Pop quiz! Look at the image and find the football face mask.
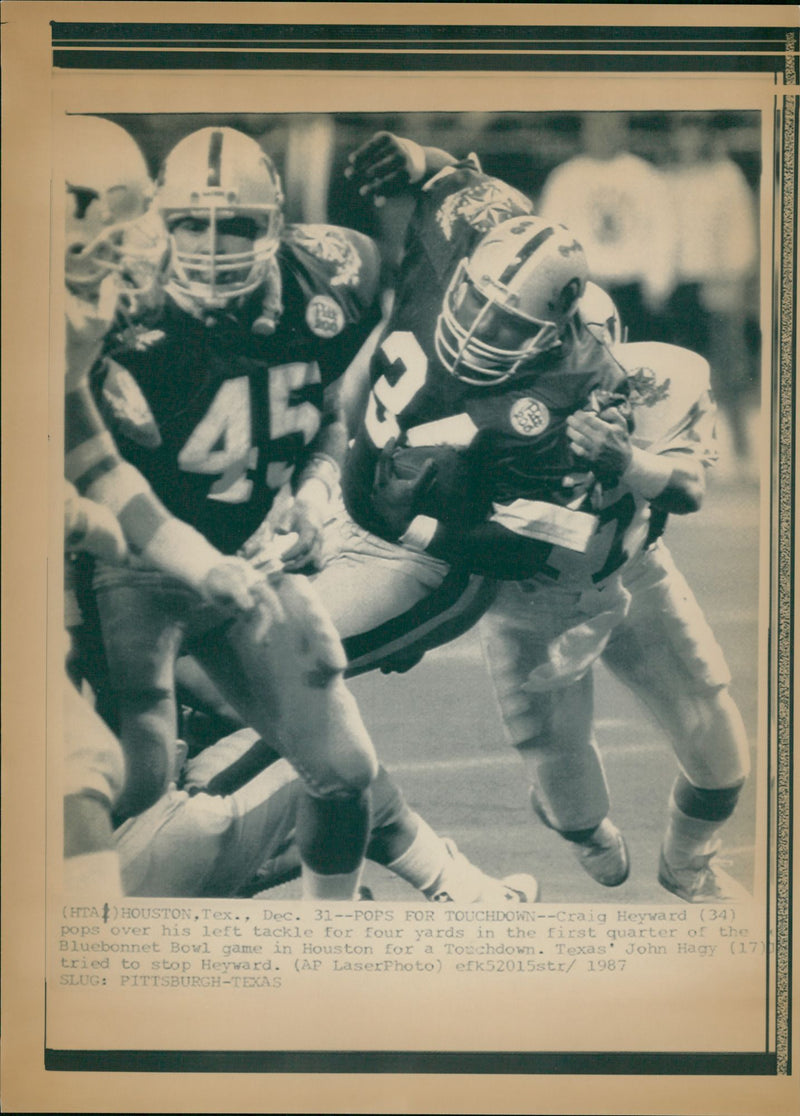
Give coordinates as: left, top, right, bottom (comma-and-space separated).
156, 127, 284, 311
64, 116, 165, 307
435, 217, 588, 386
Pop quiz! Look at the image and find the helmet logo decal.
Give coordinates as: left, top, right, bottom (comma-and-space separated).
509, 397, 550, 437
628, 367, 671, 408
207, 130, 224, 187
558, 238, 583, 258
306, 294, 345, 338
499, 226, 555, 283
436, 179, 533, 240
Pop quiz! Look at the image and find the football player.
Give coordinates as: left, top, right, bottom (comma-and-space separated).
62, 117, 279, 894
326, 134, 750, 902
476, 285, 751, 901
84, 125, 386, 899
276, 133, 632, 900
115, 727, 538, 903
307, 131, 629, 667
160, 130, 624, 905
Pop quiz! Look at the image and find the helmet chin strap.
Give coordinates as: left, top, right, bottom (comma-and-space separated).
251, 256, 283, 336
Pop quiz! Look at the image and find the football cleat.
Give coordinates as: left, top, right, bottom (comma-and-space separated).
424, 838, 539, 903
571, 818, 630, 887
657, 847, 750, 904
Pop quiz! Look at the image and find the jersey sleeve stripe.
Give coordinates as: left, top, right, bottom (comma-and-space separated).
65, 431, 118, 485
116, 492, 171, 555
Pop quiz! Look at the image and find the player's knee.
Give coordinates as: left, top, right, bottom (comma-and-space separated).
677, 687, 750, 787
328, 746, 379, 797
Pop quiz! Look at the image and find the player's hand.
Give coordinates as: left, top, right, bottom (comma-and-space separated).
65, 494, 129, 564
271, 496, 326, 572
345, 131, 427, 203
370, 438, 439, 539
65, 276, 120, 388
566, 411, 633, 484
200, 557, 287, 636
240, 498, 322, 573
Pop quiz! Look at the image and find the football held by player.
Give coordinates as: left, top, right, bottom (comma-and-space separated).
84, 125, 390, 900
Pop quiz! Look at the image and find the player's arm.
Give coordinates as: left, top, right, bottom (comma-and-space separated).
66, 378, 275, 615
566, 409, 706, 515
426, 518, 554, 580
367, 441, 556, 580
345, 131, 462, 200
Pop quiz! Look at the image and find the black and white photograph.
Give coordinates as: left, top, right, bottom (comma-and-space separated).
2, 6, 797, 1115
60, 107, 763, 907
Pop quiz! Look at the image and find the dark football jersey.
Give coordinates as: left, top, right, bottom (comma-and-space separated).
342, 162, 627, 541
94, 225, 380, 554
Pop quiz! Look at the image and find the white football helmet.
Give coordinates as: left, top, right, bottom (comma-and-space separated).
435, 216, 589, 385
156, 127, 284, 310
64, 115, 159, 297
578, 281, 624, 349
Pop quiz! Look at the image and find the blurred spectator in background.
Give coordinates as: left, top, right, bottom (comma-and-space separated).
662, 113, 759, 469
538, 112, 677, 342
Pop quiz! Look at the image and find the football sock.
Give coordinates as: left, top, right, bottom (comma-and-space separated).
382, 813, 493, 901
301, 865, 362, 900
64, 850, 123, 896
383, 813, 441, 892
663, 776, 745, 866
672, 773, 744, 821
365, 765, 419, 865
296, 789, 370, 876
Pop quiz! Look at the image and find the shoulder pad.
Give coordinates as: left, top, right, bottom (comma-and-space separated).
619, 342, 711, 402
617, 342, 713, 452
282, 224, 378, 290
100, 359, 162, 448
431, 172, 533, 241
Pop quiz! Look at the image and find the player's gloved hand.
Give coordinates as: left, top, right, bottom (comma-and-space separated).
65, 276, 120, 388
566, 410, 633, 485
345, 131, 428, 202
64, 489, 129, 564
370, 437, 439, 540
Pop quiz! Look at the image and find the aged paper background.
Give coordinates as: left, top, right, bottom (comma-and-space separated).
2, 3, 798, 1113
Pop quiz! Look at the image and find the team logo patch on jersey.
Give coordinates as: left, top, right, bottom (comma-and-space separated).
436, 179, 533, 240
101, 359, 162, 448
628, 366, 672, 408
509, 397, 550, 437
306, 294, 346, 338
285, 225, 362, 288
